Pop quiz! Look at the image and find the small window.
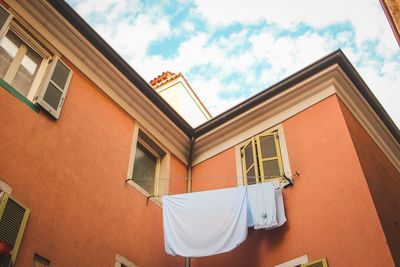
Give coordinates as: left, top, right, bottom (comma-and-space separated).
274, 255, 308, 267
0, 26, 49, 100
132, 141, 160, 195
115, 254, 137, 267
32, 254, 50, 267
0, 5, 72, 119
238, 126, 291, 186
128, 128, 168, 198
300, 258, 328, 267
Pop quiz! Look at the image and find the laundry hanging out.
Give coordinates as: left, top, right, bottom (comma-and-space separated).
162, 182, 286, 257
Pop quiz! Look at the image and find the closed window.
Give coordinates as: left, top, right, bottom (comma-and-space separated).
132, 141, 160, 195
128, 128, 168, 198
0, 5, 72, 119
32, 254, 50, 267
239, 126, 291, 186
115, 254, 137, 267
300, 258, 328, 267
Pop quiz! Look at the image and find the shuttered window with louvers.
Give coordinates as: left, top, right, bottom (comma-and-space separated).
36, 58, 72, 119
0, 193, 30, 266
0, 198, 25, 246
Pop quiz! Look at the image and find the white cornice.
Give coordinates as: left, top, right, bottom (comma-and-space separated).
192, 66, 400, 174
334, 68, 400, 173
9, 0, 190, 163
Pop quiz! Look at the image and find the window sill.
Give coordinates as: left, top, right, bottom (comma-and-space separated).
126, 180, 162, 208
0, 79, 40, 113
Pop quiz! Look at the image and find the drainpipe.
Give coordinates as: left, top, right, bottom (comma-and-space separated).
187, 137, 195, 193
185, 136, 195, 267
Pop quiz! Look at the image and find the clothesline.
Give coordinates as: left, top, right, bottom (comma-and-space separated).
127, 175, 292, 180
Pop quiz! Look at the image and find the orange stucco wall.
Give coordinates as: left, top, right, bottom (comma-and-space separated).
0, 63, 183, 266
192, 148, 238, 192
339, 100, 400, 266
169, 155, 188, 195
190, 96, 395, 267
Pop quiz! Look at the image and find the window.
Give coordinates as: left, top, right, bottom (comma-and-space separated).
274, 255, 308, 267
0, 28, 49, 99
127, 127, 169, 198
132, 141, 160, 195
32, 254, 50, 267
238, 125, 291, 186
0, 192, 30, 267
115, 254, 137, 267
0, 5, 72, 119
275, 256, 328, 267
300, 258, 328, 267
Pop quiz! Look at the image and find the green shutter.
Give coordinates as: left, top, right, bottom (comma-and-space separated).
255, 132, 284, 182
0, 193, 30, 266
37, 57, 72, 119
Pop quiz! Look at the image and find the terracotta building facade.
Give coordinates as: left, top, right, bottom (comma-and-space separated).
0, 1, 399, 267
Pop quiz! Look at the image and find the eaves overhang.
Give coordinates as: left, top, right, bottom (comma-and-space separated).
194, 50, 400, 144
47, 0, 193, 138
46, 1, 399, 145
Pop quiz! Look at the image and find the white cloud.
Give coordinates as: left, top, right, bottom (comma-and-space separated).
191, 77, 246, 115
67, 0, 400, 126
358, 62, 400, 125
193, 0, 393, 46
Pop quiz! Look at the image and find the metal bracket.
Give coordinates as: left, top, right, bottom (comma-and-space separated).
282, 171, 299, 188
146, 195, 155, 206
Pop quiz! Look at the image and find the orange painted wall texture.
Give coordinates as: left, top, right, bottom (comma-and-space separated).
339, 100, 400, 266
192, 148, 238, 192
0, 64, 183, 267
0, 53, 397, 267
169, 155, 188, 195
190, 96, 395, 267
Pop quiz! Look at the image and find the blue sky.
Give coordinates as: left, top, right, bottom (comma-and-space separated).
67, 0, 400, 126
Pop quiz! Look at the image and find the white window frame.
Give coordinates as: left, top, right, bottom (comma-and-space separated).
126, 124, 170, 203
235, 124, 292, 186
115, 254, 137, 267
0, 19, 51, 101
274, 255, 309, 267
0, 179, 11, 194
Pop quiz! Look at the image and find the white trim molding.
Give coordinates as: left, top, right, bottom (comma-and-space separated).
0, 180, 12, 194
115, 254, 138, 267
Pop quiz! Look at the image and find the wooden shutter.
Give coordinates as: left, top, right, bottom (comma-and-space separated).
37, 57, 72, 119
0, 193, 30, 266
300, 258, 328, 267
255, 132, 283, 182
0, 5, 12, 38
240, 137, 259, 185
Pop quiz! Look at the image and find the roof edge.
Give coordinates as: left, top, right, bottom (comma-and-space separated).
47, 0, 194, 137
194, 49, 400, 144
44, 1, 399, 144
